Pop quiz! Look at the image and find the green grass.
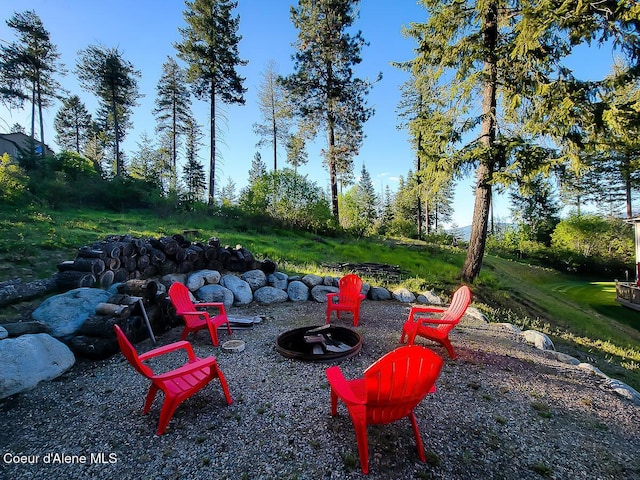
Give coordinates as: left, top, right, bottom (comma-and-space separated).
1, 204, 640, 391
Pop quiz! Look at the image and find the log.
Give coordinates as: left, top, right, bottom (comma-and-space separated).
95, 302, 130, 316
56, 260, 77, 272
117, 279, 158, 299
76, 247, 106, 259
64, 335, 119, 360
73, 257, 106, 276
77, 314, 123, 338
53, 271, 96, 289
136, 254, 150, 271
92, 241, 121, 258
98, 270, 115, 289
113, 269, 129, 283
1, 321, 51, 336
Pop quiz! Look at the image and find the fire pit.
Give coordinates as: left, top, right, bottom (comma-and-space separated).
276, 324, 362, 362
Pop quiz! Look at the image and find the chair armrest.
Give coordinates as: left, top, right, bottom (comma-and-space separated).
418, 317, 459, 325
326, 366, 365, 406
408, 306, 445, 322
139, 340, 196, 362
177, 309, 210, 318
195, 302, 226, 312
153, 356, 218, 380
358, 294, 366, 300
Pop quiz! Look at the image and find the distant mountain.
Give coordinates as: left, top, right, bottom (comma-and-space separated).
449, 223, 515, 242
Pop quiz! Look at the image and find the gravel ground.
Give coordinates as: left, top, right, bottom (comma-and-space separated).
1, 299, 639, 479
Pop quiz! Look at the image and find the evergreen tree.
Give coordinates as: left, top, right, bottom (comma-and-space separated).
281, 0, 378, 220
175, 0, 247, 204
220, 177, 237, 206
253, 60, 292, 171
54, 95, 92, 153
509, 174, 561, 246
76, 44, 141, 176
0, 10, 65, 156
248, 151, 267, 184
129, 132, 170, 192
153, 56, 192, 177
182, 117, 206, 206
401, 0, 639, 282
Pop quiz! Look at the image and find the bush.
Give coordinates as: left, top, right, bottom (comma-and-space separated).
0, 153, 29, 204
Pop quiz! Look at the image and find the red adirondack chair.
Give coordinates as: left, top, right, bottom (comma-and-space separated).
168, 281, 232, 347
399, 285, 472, 358
326, 345, 444, 474
113, 325, 232, 435
326, 273, 366, 326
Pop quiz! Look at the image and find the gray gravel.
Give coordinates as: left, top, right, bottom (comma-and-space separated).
1, 300, 639, 479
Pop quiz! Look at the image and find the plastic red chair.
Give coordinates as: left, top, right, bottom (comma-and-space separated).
326, 345, 444, 474
168, 281, 232, 347
326, 273, 366, 326
113, 325, 232, 435
400, 285, 471, 358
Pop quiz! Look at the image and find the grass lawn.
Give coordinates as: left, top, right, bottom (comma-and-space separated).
1, 205, 639, 390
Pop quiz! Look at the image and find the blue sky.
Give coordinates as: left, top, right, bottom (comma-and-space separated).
0, 1, 616, 227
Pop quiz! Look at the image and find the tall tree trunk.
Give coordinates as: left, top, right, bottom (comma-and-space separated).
626, 177, 633, 218
271, 87, 277, 171
209, 81, 216, 205
461, 3, 498, 283
36, 77, 45, 158
417, 130, 423, 240
328, 117, 339, 219
111, 83, 121, 176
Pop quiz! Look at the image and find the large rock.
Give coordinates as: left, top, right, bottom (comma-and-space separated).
522, 330, 555, 351
392, 287, 416, 303
301, 274, 323, 288
0, 333, 75, 399
241, 269, 267, 291
369, 286, 392, 301
287, 281, 310, 302
195, 284, 234, 309
31, 288, 111, 337
221, 274, 253, 306
253, 286, 289, 305
268, 272, 289, 290
416, 290, 442, 304
310, 285, 339, 302
186, 270, 221, 291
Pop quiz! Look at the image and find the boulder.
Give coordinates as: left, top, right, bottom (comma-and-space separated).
253, 286, 289, 305
31, 288, 111, 337
310, 285, 339, 302
392, 287, 416, 303
268, 272, 289, 290
195, 284, 234, 309
186, 270, 221, 291
0, 325, 7, 340
301, 274, 323, 288
241, 269, 267, 291
521, 330, 555, 351
221, 274, 253, 306
287, 280, 309, 302
0, 333, 75, 399
416, 290, 442, 304
369, 286, 392, 301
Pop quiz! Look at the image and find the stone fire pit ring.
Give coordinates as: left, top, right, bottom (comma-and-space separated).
275, 324, 362, 362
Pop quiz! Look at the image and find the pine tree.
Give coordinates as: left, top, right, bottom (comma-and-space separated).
253, 60, 292, 171
54, 95, 92, 153
282, 0, 378, 220
175, 0, 247, 204
401, 1, 639, 282
0, 10, 65, 156
154, 56, 193, 178
182, 117, 206, 206
248, 152, 267, 184
76, 44, 141, 176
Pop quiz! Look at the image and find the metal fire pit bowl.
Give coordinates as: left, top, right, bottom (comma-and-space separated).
275, 324, 362, 362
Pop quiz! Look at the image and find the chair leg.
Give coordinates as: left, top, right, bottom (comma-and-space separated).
408, 412, 426, 462
330, 388, 338, 416
143, 384, 160, 414
442, 338, 456, 359
349, 408, 369, 474
157, 396, 181, 435
214, 364, 233, 405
